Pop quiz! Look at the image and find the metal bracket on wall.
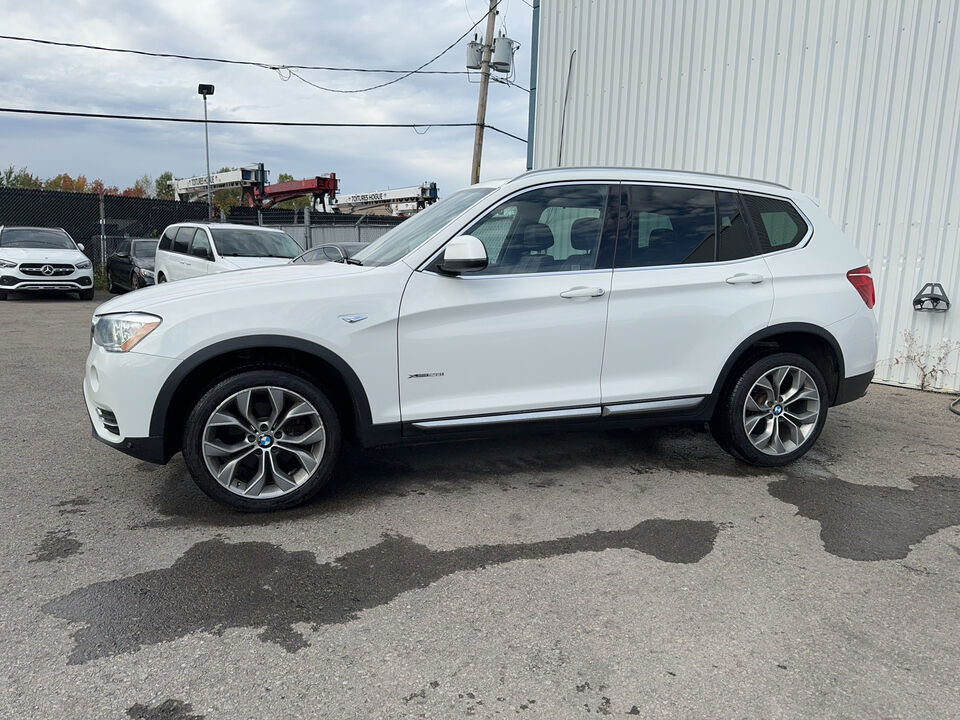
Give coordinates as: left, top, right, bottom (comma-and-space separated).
913, 283, 950, 312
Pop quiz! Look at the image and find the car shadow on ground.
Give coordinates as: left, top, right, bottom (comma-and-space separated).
139, 424, 778, 529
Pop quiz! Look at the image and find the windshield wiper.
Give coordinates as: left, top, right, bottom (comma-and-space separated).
344, 257, 363, 265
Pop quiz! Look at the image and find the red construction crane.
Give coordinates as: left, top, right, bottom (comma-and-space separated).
242, 172, 338, 210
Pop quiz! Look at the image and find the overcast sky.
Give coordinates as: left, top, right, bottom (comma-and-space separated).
0, 0, 532, 196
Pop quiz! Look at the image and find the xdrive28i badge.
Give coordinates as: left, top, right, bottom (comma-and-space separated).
408, 372, 445, 379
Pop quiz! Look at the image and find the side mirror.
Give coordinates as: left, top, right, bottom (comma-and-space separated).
438, 235, 487, 274
193, 246, 212, 260
77, 243, 85, 251
322, 246, 346, 263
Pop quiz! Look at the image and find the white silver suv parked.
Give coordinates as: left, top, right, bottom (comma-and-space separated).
0, 226, 95, 300
84, 168, 878, 511
154, 223, 303, 283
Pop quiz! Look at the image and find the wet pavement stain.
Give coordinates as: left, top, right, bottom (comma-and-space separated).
29, 529, 81, 563
44, 518, 718, 664
768, 475, 960, 560
54, 495, 93, 516
126, 699, 203, 720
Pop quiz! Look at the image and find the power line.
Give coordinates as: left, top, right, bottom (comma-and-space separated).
0, 106, 528, 143
277, 0, 503, 93
0, 34, 468, 75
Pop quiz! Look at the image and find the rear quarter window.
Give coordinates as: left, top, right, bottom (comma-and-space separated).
743, 195, 809, 253
158, 227, 177, 252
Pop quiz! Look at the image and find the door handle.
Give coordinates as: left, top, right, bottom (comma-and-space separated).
725, 273, 764, 285
560, 286, 606, 298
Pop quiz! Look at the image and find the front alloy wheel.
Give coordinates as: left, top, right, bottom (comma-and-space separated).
183, 370, 341, 511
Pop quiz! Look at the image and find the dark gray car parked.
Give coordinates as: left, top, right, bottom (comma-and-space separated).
106, 238, 158, 292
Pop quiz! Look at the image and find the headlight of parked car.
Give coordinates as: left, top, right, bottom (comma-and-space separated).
0, 257, 16, 268
138, 267, 155, 279
92, 313, 162, 352
75, 260, 92, 270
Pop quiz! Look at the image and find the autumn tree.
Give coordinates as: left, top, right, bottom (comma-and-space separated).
155, 171, 175, 200
121, 174, 152, 198
0, 165, 42, 189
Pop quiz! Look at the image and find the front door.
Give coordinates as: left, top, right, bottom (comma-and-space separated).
398, 183, 619, 424
601, 185, 775, 405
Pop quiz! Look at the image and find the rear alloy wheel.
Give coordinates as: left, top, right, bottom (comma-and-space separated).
157, 273, 166, 283
713, 352, 828, 466
131, 271, 142, 290
182, 369, 341, 511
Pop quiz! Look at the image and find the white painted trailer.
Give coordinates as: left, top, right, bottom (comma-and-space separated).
527, 0, 960, 391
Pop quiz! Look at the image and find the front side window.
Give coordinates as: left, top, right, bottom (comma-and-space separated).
463, 184, 611, 275
743, 195, 808, 253
190, 229, 212, 258
0, 228, 75, 249
209, 228, 302, 258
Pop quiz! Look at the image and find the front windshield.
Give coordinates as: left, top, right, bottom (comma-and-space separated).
132, 240, 158, 258
0, 228, 75, 250
352, 187, 495, 266
210, 228, 302, 258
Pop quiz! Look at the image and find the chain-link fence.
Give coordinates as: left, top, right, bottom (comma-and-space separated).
0, 187, 407, 267
0, 186, 208, 268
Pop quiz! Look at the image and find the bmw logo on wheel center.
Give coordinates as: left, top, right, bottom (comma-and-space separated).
258, 435, 273, 448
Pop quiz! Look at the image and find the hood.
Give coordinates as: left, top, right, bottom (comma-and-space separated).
94, 260, 367, 315
134, 256, 156, 270
216, 256, 293, 270
0, 247, 86, 264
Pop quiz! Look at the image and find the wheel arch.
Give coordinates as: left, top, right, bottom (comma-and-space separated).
711, 323, 845, 406
149, 335, 378, 461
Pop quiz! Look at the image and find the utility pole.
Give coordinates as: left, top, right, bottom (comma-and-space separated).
470, 0, 498, 185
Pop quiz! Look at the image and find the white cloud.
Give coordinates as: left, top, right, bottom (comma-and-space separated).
0, 0, 532, 195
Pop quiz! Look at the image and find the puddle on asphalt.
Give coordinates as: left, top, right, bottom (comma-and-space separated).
29, 529, 82, 563
44, 518, 719, 664
126, 699, 203, 720
768, 474, 960, 560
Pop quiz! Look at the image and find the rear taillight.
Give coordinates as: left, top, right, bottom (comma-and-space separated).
847, 265, 875, 309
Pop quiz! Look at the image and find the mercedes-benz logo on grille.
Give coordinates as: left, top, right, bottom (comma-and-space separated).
41, 265, 54, 276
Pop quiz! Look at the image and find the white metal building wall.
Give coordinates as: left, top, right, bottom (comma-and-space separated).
530, 0, 960, 391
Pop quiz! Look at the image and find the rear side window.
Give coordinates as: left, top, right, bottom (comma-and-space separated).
158, 227, 176, 251
616, 186, 716, 267
716, 192, 755, 261
173, 227, 193, 254
743, 195, 808, 252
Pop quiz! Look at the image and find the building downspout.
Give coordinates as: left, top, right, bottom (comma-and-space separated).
525, 0, 540, 170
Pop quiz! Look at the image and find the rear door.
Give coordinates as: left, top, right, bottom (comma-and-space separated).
600, 185, 774, 407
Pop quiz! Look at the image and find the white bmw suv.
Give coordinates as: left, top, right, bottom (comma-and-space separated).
84, 168, 878, 511
0, 226, 95, 300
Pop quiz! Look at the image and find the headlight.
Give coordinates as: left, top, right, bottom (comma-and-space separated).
138, 267, 155, 279
75, 260, 92, 270
0, 258, 16, 269
92, 312, 162, 352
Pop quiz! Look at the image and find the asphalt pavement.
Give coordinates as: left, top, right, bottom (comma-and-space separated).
1, 290, 959, 719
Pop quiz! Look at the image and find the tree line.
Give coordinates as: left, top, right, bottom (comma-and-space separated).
0, 166, 307, 209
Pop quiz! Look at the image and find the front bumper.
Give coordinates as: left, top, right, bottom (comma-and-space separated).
83, 343, 179, 464
1, 268, 93, 291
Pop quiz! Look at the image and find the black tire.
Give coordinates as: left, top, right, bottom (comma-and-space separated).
107, 270, 118, 294
157, 273, 166, 283
78, 288, 95, 301
711, 352, 828, 466
131, 271, 142, 290
182, 369, 341, 512
0, 292, 7, 301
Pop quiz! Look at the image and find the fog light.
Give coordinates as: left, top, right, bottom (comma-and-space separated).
78, 276, 92, 286
0, 276, 14, 286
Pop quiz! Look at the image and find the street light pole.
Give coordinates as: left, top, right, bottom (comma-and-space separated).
470, 0, 498, 185
198, 84, 215, 220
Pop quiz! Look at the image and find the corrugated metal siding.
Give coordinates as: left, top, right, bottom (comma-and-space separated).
532, 0, 960, 391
